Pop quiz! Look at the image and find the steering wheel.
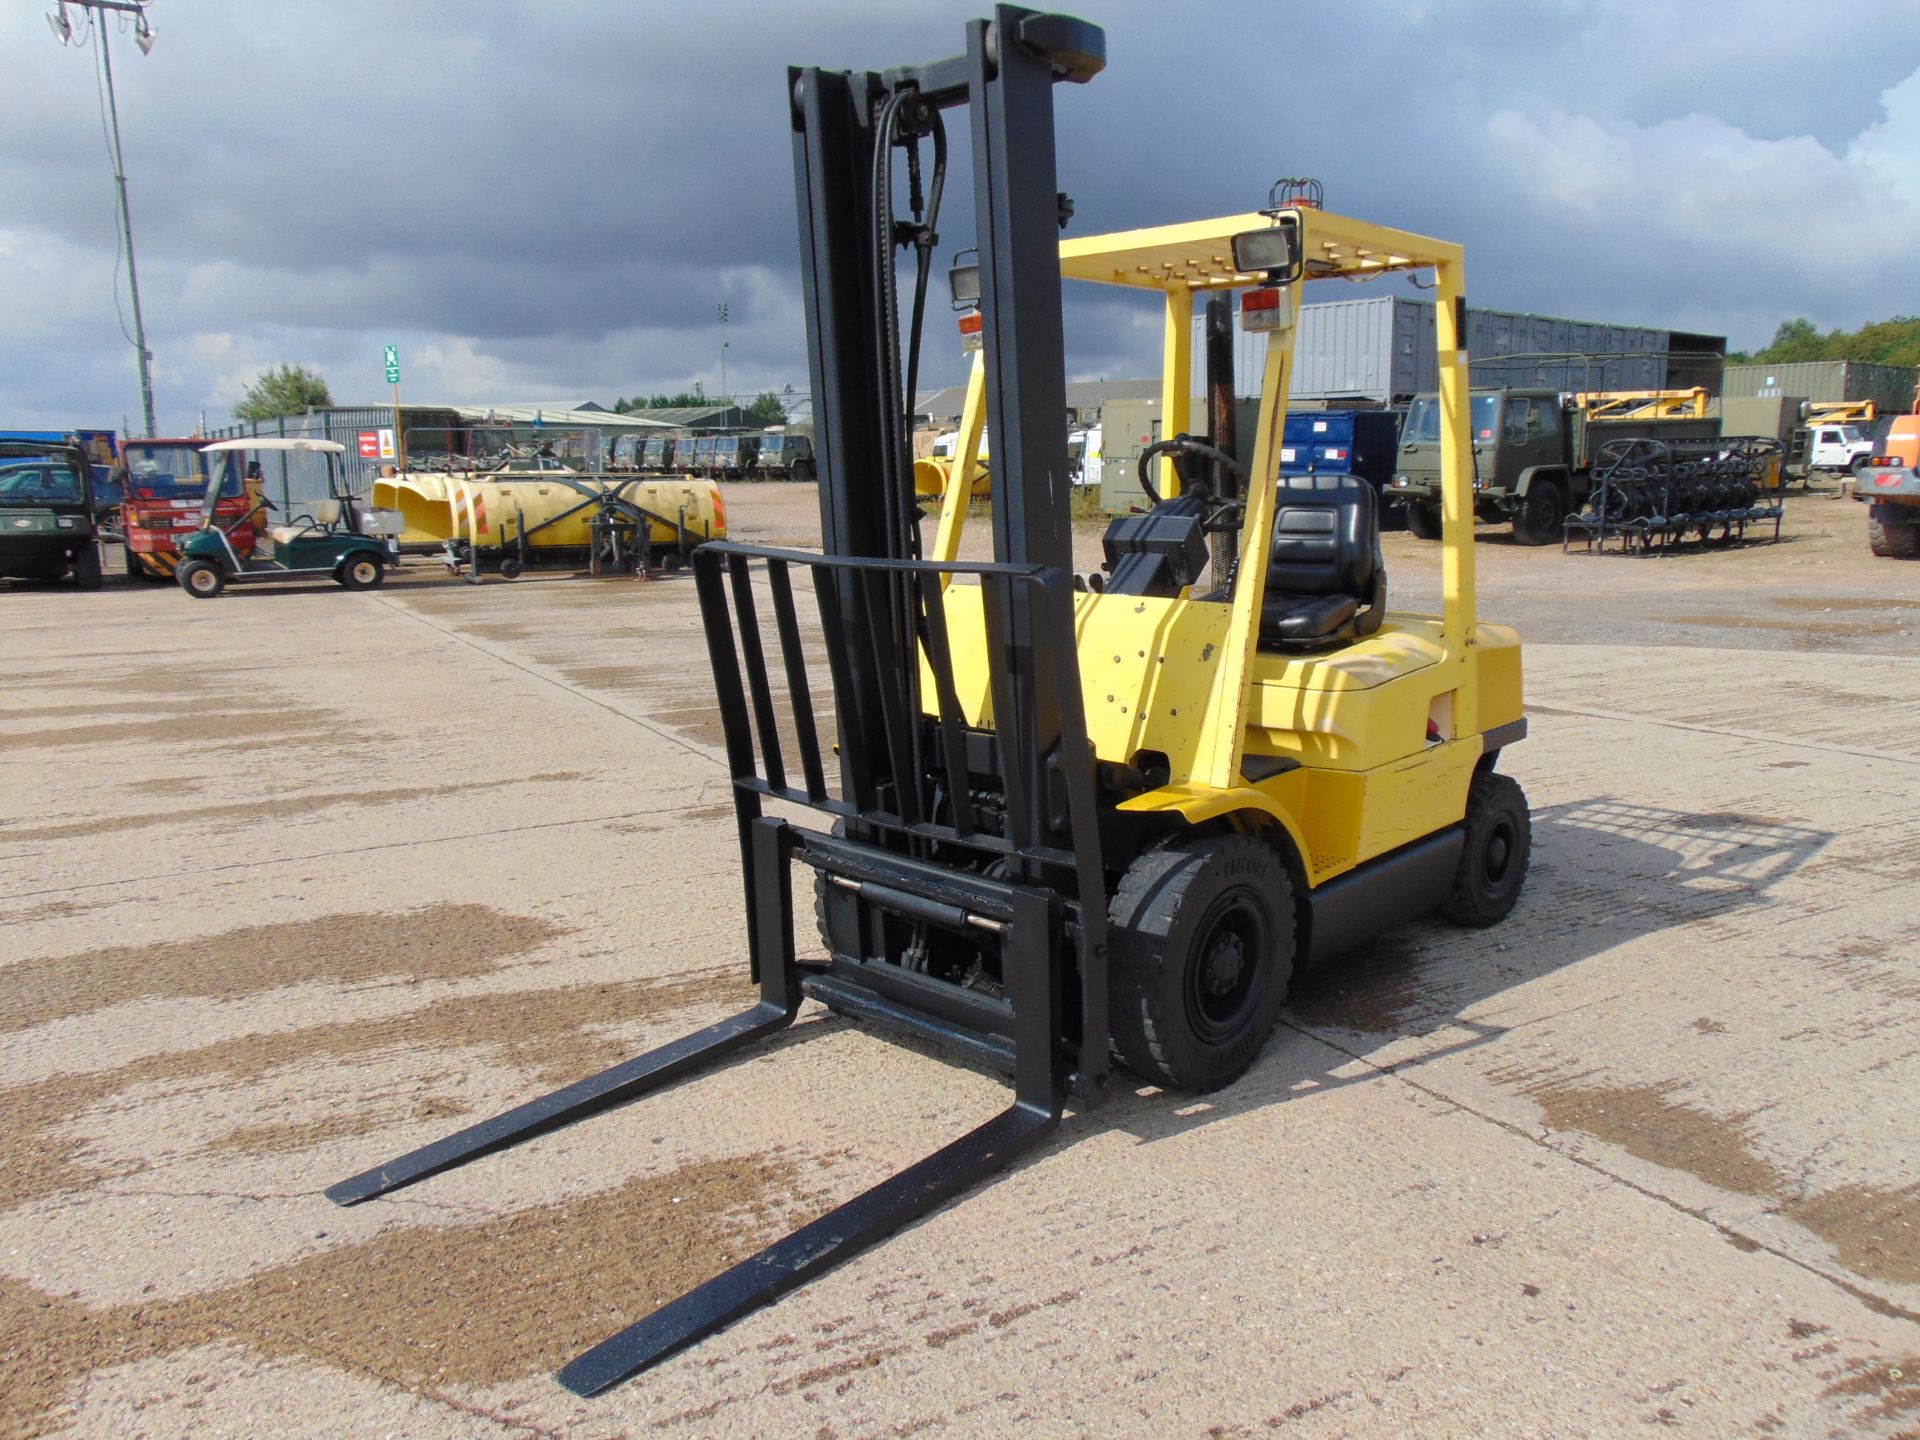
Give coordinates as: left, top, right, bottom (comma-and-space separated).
1135, 435, 1247, 506
221, 494, 276, 537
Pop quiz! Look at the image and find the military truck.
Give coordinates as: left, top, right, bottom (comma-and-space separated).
1390, 386, 1719, 544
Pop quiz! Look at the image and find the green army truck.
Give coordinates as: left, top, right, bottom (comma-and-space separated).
1389, 387, 1719, 544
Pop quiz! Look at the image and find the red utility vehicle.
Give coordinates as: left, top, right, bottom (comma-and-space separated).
119, 439, 259, 579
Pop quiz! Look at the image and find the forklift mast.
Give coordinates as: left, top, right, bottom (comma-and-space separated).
793, 9, 1101, 844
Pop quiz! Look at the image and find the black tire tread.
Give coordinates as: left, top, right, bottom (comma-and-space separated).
1868, 511, 1920, 559
1108, 833, 1293, 1092
1440, 771, 1531, 927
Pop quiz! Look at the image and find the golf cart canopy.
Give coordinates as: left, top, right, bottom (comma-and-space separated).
200, 438, 348, 454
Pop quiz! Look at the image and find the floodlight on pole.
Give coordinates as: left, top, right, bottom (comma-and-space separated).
47, 0, 159, 437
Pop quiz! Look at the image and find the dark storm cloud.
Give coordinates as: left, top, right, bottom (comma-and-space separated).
3, 0, 1917, 430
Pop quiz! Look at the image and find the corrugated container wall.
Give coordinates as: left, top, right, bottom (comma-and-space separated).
1204, 296, 1706, 405
1722, 361, 1918, 414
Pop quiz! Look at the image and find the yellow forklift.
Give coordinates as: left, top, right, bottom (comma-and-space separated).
331, 6, 1528, 1395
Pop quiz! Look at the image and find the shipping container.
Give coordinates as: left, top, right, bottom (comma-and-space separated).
1202, 296, 1722, 406
1722, 361, 1918, 416
1279, 410, 1401, 489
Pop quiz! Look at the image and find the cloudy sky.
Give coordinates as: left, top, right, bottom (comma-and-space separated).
4, 0, 1917, 434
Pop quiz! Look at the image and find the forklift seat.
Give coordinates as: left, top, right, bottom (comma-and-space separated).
1258, 473, 1386, 649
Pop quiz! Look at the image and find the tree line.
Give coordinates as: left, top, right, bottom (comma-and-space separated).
612, 389, 789, 423
1730, 315, 1920, 369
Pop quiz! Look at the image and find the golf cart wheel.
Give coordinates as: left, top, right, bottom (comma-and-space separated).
339, 555, 386, 590
498, 557, 525, 580
1406, 502, 1442, 540
1108, 832, 1294, 1093
1868, 509, 1920, 559
1511, 481, 1566, 546
1439, 771, 1531, 927
71, 543, 104, 591
178, 560, 225, 599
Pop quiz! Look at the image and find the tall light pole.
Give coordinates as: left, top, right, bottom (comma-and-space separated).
48, 0, 158, 438
717, 301, 729, 407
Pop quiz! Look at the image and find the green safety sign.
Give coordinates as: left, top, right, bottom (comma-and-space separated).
384, 345, 400, 384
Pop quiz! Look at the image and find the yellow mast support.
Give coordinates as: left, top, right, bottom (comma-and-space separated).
1433, 255, 1478, 738
1192, 309, 1291, 790
1158, 287, 1193, 498
930, 350, 988, 567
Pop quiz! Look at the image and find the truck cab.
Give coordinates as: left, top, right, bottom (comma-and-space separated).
1390, 387, 1574, 544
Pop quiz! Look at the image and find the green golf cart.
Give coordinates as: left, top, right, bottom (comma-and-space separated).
176, 438, 401, 599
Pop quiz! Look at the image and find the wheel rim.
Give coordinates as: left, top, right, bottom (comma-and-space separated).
1183, 891, 1267, 1042
352, 560, 376, 584
1481, 817, 1519, 893
189, 567, 217, 594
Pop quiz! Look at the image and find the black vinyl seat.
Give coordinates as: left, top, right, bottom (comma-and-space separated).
1259, 473, 1386, 649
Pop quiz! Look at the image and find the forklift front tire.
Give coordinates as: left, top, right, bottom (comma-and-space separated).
1439, 771, 1531, 927
178, 560, 225, 599
1108, 833, 1294, 1093
339, 555, 386, 590
1406, 502, 1442, 540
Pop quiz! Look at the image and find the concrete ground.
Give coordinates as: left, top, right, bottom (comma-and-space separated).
2, 484, 1917, 1439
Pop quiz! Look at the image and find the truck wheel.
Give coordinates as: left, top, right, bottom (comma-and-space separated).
1868, 509, 1920, 559
178, 560, 225, 599
123, 544, 158, 582
1440, 772, 1531, 927
1406, 502, 1443, 540
338, 554, 386, 590
1511, 482, 1566, 546
1109, 833, 1294, 1092
498, 557, 525, 580
791, 459, 815, 484
71, 543, 104, 591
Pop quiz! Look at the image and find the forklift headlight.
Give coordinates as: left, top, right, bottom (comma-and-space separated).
948, 253, 980, 311
1231, 218, 1303, 284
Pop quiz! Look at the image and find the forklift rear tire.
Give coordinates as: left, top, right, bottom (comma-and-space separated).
1406, 502, 1442, 540
178, 560, 225, 599
1439, 771, 1531, 927
338, 555, 386, 590
1108, 833, 1294, 1093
